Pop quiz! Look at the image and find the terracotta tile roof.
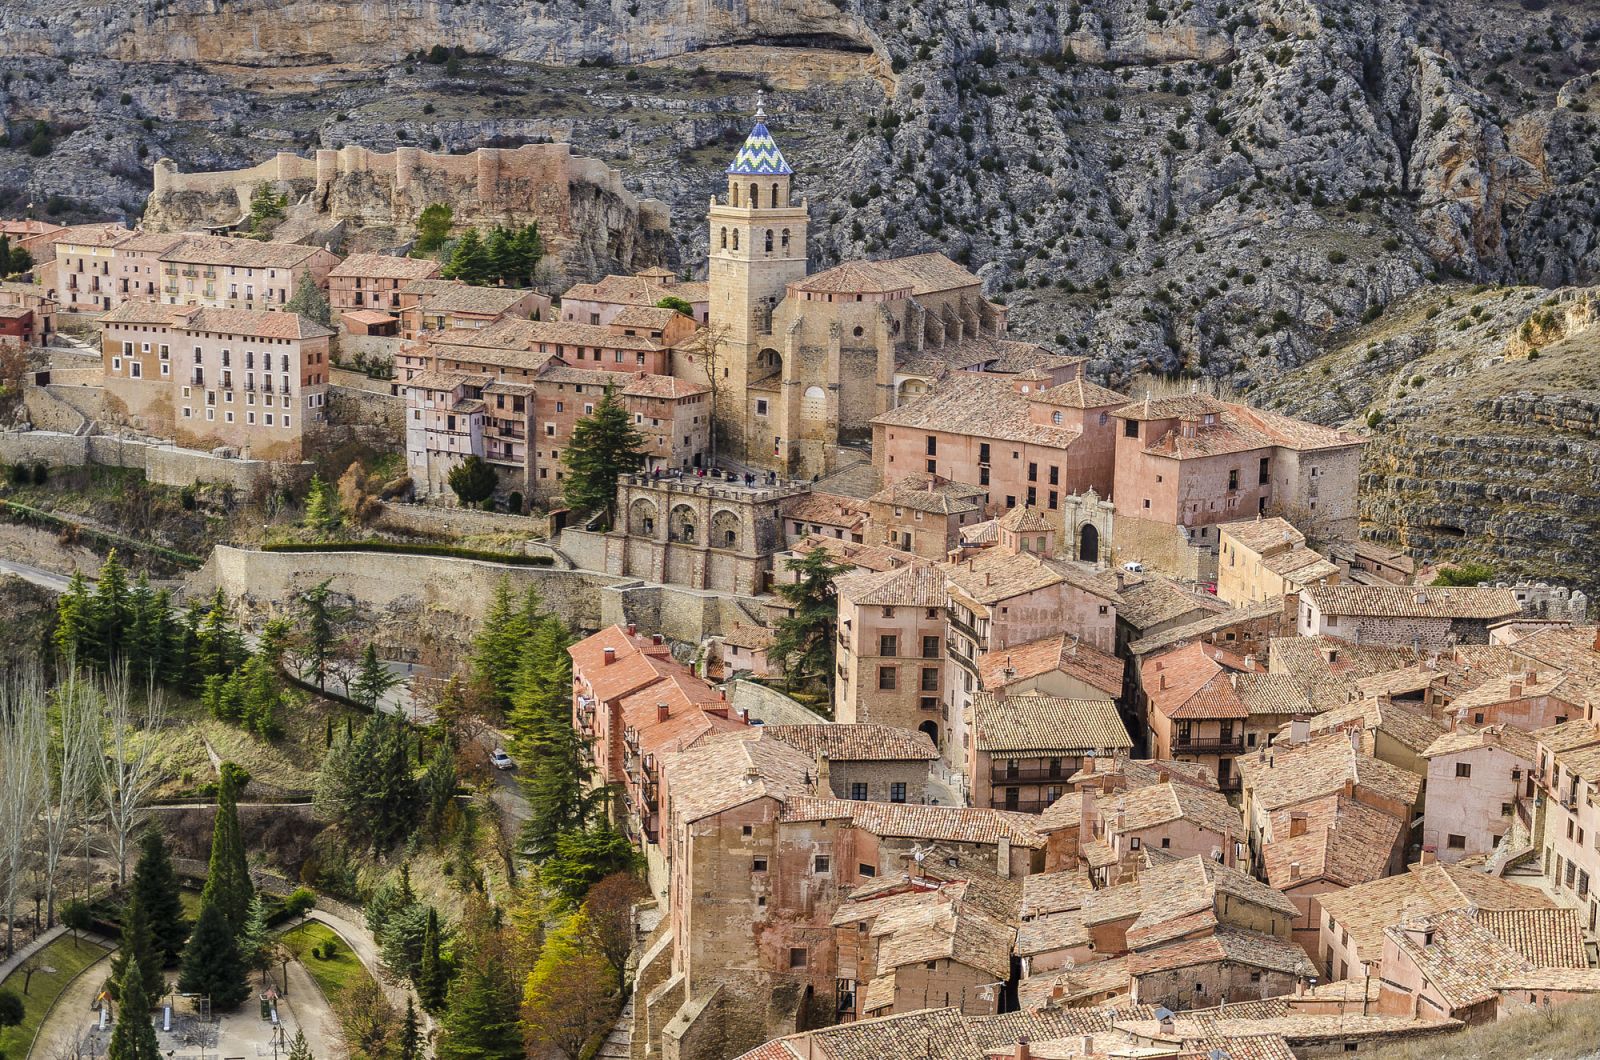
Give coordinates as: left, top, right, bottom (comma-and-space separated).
782, 491, 869, 528
559, 273, 707, 309
114, 230, 188, 254
342, 309, 398, 326
1316, 862, 1557, 963
794, 252, 979, 297
1235, 732, 1421, 810
872, 373, 1085, 447
1308, 698, 1447, 754
1473, 907, 1588, 968
51, 223, 135, 248
1260, 794, 1399, 889
760, 723, 938, 761
809, 461, 884, 501
1231, 673, 1313, 716
404, 281, 539, 317
1105, 781, 1242, 839
610, 305, 683, 329
836, 563, 947, 607
1116, 574, 1227, 631
1128, 928, 1316, 978
1020, 870, 1095, 919
1530, 718, 1600, 754
617, 680, 743, 760
780, 796, 1046, 848
1422, 723, 1538, 761
161, 236, 327, 270
941, 549, 1121, 611
1306, 584, 1524, 620
1141, 642, 1249, 721
870, 474, 987, 515
1217, 516, 1306, 555
1445, 668, 1579, 713
1030, 377, 1129, 409
766, 1008, 975, 1060
1352, 664, 1450, 699
1268, 637, 1419, 710
100, 301, 334, 340
1066, 756, 1220, 791
719, 622, 776, 652
972, 691, 1132, 755
329, 253, 441, 280
977, 633, 1123, 697
788, 535, 920, 574
1120, 1013, 1458, 1049
1506, 625, 1600, 688
660, 730, 816, 823
1113, 394, 1229, 422
1127, 600, 1284, 658
619, 372, 708, 399
1017, 955, 1133, 1009
1384, 909, 1533, 1009
841, 881, 1016, 983
996, 505, 1056, 533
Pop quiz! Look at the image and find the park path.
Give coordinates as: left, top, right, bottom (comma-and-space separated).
304, 909, 435, 1048
280, 952, 347, 1060
16, 934, 115, 1060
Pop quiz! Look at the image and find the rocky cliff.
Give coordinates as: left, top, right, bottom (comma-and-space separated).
0, 0, 1594, 375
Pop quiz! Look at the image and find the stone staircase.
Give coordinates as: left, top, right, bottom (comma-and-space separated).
597, 997, 634, 1060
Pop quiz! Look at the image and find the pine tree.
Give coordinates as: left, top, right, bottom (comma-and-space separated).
131, 830, 189, 966
561, 386, 646, 528
512, 618, 590, 861
314, 712, 421, 848
106, 954, 162, 1060
109, 891, 165, 1003
417, 906, 446, 1012
420, 740, 458, 837
468, 578, 525, 706
302, 476, 342, 532
284, 273, 331, 327
193, 590, 245, 686
178, 899, 250, 1010
446, 454, 497, 508
399, 997, 421, 1060
125, 574, 164, 686
512, 223, 543, 286
441, 228, 491, 286
415, 203, 453, 255
485, 226, 517, 286
297, 579, 339, 690
287, 1028, 315, 1060
769, 548, 853, 692
434, 940, 520, 1060
351, 643, 398, 710
53, 570, 94, 663
91, 550, 132, 666
236, 895, 271, 986
201, 763, 253, 934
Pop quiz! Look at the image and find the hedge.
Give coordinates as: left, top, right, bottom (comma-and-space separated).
0, 498, 205, 569
262, 540, 555, 566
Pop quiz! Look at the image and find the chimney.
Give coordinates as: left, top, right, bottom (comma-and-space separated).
656, 701, 670, 723
652, 633, 664, 645
1510, 680, 1524, 699
1115, 571, 1126, 592
1289, 861, 1301, 881
1013, 1037, 1030, 1060
627, 622, 637, 636
1525, 668, 1538, 687
817, 752, 832, 790
1419, 845, 1437, 866
603, 646, 617, 665
1289, 718, 1310, 745
997, 836, 1012, 877
1413, 590, 1429, 606
1158, 773, 1171, 784
1159, 674, 1168, 690
1342, 779, 1355, 798
743, 764, 761, 785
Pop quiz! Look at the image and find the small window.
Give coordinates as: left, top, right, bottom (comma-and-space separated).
813, 856, 830, 874
1456, 763, 1472, 778
890, 783, 907, 804
789, 948, 807, 969
850, 783, 867, 801
742, 825, 752, 836
1130, 837, 1141, 850
752, 858, 768, 872
1502, 803, 1513, 817
859, 864, 876, 878
1447, 834, 1467, 849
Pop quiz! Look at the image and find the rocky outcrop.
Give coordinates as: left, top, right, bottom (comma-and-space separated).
0, 0, 1595, 378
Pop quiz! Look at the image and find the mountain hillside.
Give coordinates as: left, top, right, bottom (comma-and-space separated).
1, 0, 1596, 385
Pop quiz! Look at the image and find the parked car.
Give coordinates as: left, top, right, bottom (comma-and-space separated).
1121, 560, 1145, 573
490, 748, 516, 770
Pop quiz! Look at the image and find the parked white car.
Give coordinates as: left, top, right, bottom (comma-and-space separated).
1121, 560, 1145, 573
490, 748, 516, 770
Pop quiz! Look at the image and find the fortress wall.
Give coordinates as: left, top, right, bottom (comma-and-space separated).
153, 152, 317, 196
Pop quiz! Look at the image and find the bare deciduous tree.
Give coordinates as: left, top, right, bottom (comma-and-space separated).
39, 668, 98, 927
675, 321, 734, 466
96, 671, 168, 887
0, 667, 48, 955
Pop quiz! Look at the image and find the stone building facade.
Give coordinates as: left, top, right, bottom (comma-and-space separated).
606, 474, 802, 596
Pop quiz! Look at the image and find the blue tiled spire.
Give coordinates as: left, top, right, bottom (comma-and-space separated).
727, 92, 793, 177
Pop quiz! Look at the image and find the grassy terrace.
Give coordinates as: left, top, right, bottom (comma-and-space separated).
0, 934, 113, 1060
276, 922, 371, 1005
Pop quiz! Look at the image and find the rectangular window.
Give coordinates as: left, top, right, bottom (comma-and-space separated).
925, 435, 937, 456
1456, 763, 1472, 778
1228, 468, 1239, 491
756, 399, 769, 416
978, 442, 990, 463
889, 783, 907, 804
920, 667, 938, 692
922, 635, 940, 659
813, 856, 830, 874
879, 634, 898, 657
1259, 457, 1270, 484
877, 667, 897, 691
859, 864, 876, 878
789, 948, 807, 969
850, 783, 867, 801
1124, 419, 1139, 438
1028, 462, 1038, 482
1447, 834, 1467, 849
752, 858, 768, 873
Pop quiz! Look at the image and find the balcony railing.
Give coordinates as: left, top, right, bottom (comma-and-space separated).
991, 799, 1050, 814
991, 766, 1070, 783
1172, 736, 1246, 753
948, 613, 981, 643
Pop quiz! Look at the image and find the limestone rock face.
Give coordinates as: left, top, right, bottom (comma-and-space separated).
0, 0, 1596, 378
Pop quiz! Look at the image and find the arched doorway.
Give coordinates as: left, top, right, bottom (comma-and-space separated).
919, 720, 940, 750
1079, 523, 1099, 564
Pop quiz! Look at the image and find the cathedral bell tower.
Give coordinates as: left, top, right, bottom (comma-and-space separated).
706, 96, 809, 465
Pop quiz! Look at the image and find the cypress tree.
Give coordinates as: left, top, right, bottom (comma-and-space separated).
468, 577, 524, 706
201, 763, 253, 934
178, 899, 251, 1010
109, 891, 164, 1003
399, 997, 421, 1060
417, 906, 446, 1012
350, 643, 398, 710
107, 954, 162, 1060
561, 386, 646, 528
315, 713, 420, 848
130, 830, 189, 965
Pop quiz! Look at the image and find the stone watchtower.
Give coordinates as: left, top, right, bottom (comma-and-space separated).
707, 97, 809, 460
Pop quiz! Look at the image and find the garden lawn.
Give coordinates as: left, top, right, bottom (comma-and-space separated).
276, 922, 370, 1005
0, 934, 113, 1060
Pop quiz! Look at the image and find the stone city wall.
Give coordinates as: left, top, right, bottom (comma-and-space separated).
372, 501, 560, 551
0, 429, 307, 495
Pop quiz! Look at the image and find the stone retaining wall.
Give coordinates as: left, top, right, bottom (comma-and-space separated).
374, 501, 558, 548
0, 429, 311, 495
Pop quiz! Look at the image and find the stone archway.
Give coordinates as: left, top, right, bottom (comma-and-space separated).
669, 503, 697, 543
710, 509, 741, 550
629, 497, 658, 537
919, 720, 940, 750
801, 385, 826, 420
1079, 523, 1099, 564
